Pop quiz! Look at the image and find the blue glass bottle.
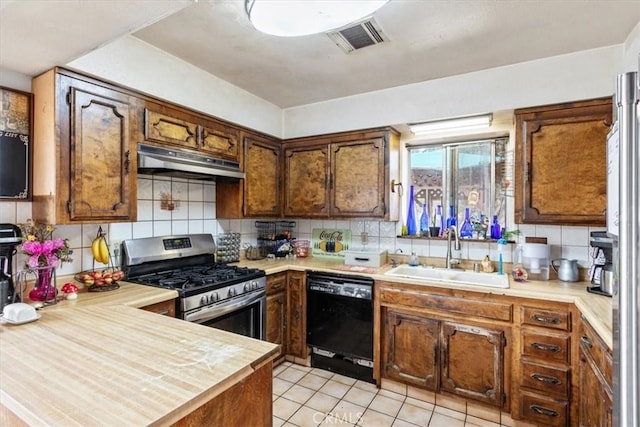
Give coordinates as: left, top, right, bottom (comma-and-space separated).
490, 215, 502, 240
420, 203, 429, 236
446, 205, 457, 228
406, 185, 417, 236
437, 205, 445, 237
460, 208, 474, 238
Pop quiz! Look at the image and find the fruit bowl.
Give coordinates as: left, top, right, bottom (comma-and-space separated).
74, 268, 123, 292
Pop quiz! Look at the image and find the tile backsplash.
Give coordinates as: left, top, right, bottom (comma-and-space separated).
0, 175, 602, 277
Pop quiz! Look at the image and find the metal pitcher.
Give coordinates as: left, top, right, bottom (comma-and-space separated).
551, 258, 579, 282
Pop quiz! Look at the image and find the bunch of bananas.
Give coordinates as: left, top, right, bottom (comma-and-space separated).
91, 228, 110, 265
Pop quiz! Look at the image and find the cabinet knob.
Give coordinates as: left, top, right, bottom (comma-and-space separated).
580, 335, 593, 348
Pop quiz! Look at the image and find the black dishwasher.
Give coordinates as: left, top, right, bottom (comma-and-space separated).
306, 270, 374, 383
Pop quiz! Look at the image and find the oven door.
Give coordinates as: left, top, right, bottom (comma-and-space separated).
184, 291, 266, 340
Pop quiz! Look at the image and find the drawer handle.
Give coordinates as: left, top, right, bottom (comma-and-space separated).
580, 335, 593, 348
532, 342, 561, 353
156, 310, 170, 316
531, 314, 561, 325
530, 405, 560, 418
531, 373, 561, 385
272, 283, 283, 289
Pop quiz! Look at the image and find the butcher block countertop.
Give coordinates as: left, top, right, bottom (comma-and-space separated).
0, 284, 279, 426
237, 256, 613, 348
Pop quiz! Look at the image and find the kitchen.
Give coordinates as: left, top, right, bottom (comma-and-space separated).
1, 1, 639, 426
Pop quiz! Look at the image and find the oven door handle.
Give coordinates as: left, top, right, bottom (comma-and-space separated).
185, 291, 264, 324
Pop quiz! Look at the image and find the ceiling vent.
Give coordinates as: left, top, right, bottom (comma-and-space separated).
326, 17, 387, 54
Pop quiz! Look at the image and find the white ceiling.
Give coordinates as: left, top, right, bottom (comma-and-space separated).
1, 0, 639, 108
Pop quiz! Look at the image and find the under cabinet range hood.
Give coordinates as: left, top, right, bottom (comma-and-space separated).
137, 143, 245, 180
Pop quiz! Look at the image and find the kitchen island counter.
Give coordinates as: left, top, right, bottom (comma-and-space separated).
0, 290, 279, 425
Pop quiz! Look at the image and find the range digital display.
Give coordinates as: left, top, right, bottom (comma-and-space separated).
163, 237, 192, 250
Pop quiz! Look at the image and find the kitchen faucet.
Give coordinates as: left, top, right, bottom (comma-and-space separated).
446, 225, 461, 269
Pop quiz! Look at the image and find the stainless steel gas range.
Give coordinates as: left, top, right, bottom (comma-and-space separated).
121, 234, 266, 340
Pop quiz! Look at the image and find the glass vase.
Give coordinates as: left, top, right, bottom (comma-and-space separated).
406, 185, 417, 236
27, 265, 57, 304
460, 208, 474, 238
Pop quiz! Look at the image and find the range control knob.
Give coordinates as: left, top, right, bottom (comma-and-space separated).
211, 292, 219, 303
251, 280, 258, 290
243, 283, 250, 292
200, 295, 209, 305
228, 288, 237, 298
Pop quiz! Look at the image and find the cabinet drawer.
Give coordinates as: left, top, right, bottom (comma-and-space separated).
522, 331, 570, 364
378, 288, 513, 322
141, 299, 176, 317
519, 392, 568, 427
579, 318, 612, 386
267, 273, 287, 295
520, 360, 570, 398
521, 306, 570, 331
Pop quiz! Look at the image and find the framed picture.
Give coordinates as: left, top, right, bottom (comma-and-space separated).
0, 86, 32, 200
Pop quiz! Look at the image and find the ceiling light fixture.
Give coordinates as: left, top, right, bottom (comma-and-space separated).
245, 0, 390, 37
409, 114, 493, 135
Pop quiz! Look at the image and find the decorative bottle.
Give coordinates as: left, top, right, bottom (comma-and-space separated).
490, 215, 502, 240
419, 203, 429, 236
437, 205, 445, 237
406, 185, 417, 236
460, 208, 474, 238
446, 205, 457, 228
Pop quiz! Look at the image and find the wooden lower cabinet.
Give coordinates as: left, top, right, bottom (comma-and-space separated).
578, 318, 613, 427
172, 361, 272, 427
441, 321, 505, 407
383, 310, 439, 390
140, 299, 176, 317
266, 272, 287, 359
514, 302, 574, 426
377, 282, 510, 409
286, 271, 307, 359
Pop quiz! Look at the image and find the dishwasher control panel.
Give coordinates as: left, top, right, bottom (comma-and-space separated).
306, 271, 373, 300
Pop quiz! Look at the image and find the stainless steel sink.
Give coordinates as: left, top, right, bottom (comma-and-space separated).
384, 265, 509, 289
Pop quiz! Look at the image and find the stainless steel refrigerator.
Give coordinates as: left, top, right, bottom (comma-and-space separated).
608, 63, 639, 427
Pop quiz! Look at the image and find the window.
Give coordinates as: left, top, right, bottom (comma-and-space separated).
408, 137, 508, 238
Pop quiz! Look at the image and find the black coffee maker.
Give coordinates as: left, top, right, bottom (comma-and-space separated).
0, 223, 23, 312
588, 231, 613, 296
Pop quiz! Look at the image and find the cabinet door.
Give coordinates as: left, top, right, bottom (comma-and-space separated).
200, 121, 240, 161
144, 108, 198, 149
441, 322, 505, 407
267, 273, 288, 359
331, 138, 386, 217
245, 134, 281, 216
382, 310, 439, 390
283, 144, 329, 217
286, 271, 307, 358
67, 84, 136, 221
514, 98, 612, 225
579, 343, 612, 427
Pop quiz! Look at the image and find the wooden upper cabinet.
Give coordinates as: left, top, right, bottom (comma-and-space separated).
144, 104, 240, 162
216, 131, 281, 218
283, 127, 400, 219
31, 68, 139, 224
331, 139, 386, 217
244, 133, 281, 216
144, 108, 198, 149
283, 143, 330, 217
200, 120, 240, 161
514, 97, 612, 226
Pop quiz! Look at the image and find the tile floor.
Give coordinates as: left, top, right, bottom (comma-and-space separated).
272, 362, 537, 427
